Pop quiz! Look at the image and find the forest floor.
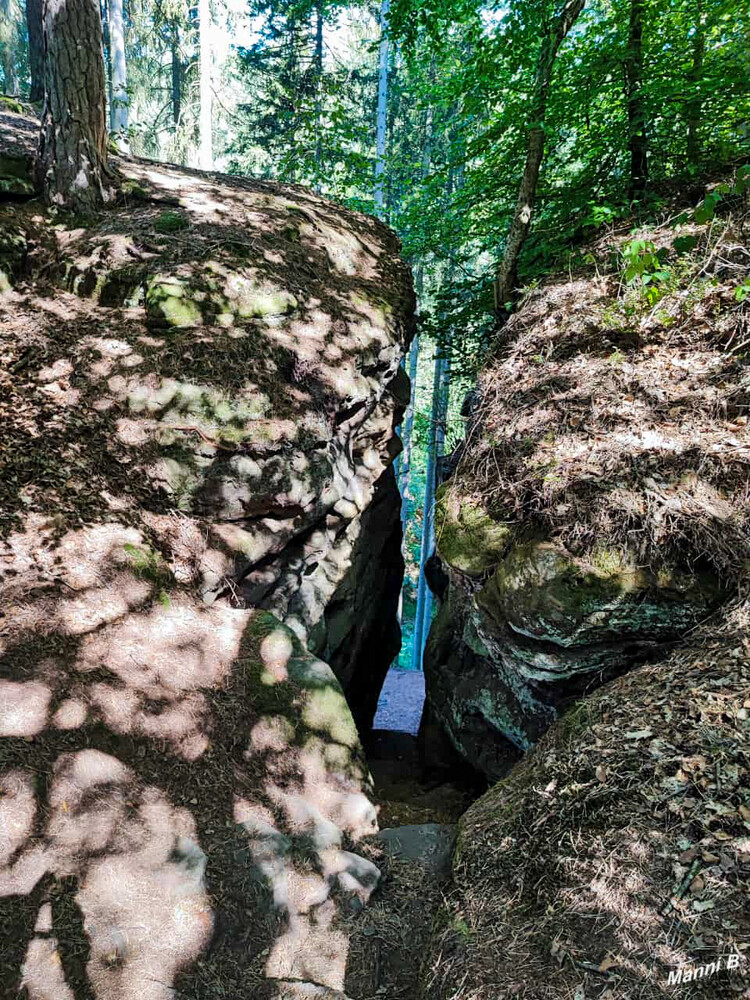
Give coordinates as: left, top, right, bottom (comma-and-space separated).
425, 601, 750, 999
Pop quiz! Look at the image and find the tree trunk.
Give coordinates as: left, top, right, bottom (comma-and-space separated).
493, 0, 585, 315
198, 0, 212, 170
686, 15, 705, 166
26, 0, 44, 101
102, 0, 113, 125
38, 0, 112, 211
373, 0, 389, 216
108, 0, 127, 144
398, 332, 420, 531
313, 1, 323, 186
1, 0, 20, 95
171, 19, 182, 127
417, 347, 450, 661
411, 348, 446, 671
625, 0, 647, 199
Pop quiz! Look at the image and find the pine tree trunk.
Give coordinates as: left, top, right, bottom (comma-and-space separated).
625, 0, 647, 198
1, 0, 19, 95
493, 0, 585, 315
108, 0, 128, 144
198, 0, 212, 170
26, 0, 44, 101
374, 0, 390, 216
38, 0, 112, 210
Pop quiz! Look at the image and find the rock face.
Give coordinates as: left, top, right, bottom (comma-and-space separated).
424, 537, 721, 779
0, 110, 414, 999
310, 459, 406, 731
420, 271, 745, 781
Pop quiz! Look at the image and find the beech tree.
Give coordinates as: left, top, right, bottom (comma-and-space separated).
109, 0, 128, 144
38, 0, 113, 209
1, 0, 20, 95
493, 0, 586, 314
625, 0, 647, 198
374, 0, 390, 214
198, 0, 213, 169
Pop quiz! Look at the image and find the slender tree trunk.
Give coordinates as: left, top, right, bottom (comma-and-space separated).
373, 0, 389, 216
286, 15, 298, 182
171, 19, 182, 126
26, 0, 44, 101
1, 0, 19, 94
417, 347, 450, 661
102, 0, 113, 126
108, 0, 127, 145
625, 0, 647, 198
313, 1, 323, 187
686, 15, 705, 166
39, 0, 112, 210
198, 0, 212, 169
411, 348, 445, 671
493, 0, 585, 315
398, 332, 420, 530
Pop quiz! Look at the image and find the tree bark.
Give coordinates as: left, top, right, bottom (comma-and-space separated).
1, 0, 20, 94
373, 0, 389, 216
411, 347, 446, 671
686, 14, 705, 166
198, 0, 212, 170
625, 0, 647, 199
171, 19, 182, 127
26, 0, 44, 101
313, 1, 323, 186
493, 0, 585, 315
108, 0, 127, 144
38, 0, 112, 210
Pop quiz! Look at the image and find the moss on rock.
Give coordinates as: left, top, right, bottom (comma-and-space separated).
479, 538, 723, 649
435, 484, 511, 577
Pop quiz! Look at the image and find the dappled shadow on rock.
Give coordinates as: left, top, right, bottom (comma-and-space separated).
0, 116, 416, 999
0, 530, 381, 997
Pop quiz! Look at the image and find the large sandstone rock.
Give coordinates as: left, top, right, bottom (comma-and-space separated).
424, 535, 722, 778
420, 610, 750, 999
0, 122, 415, 999
419, 262, 749, 781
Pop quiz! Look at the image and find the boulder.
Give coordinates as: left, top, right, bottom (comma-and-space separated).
423, 536, 722, 776
0, 108, 37, 196
419, 266, 745, 780
0, 130, 415, 1000
420, 610, 750, 999
374, 823, 456, 875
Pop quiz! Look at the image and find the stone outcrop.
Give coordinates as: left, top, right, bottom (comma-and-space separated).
0, 109, 414, 999
420, 606, 750, 998
423, 534, 721, 779
419, 268, 746, 780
